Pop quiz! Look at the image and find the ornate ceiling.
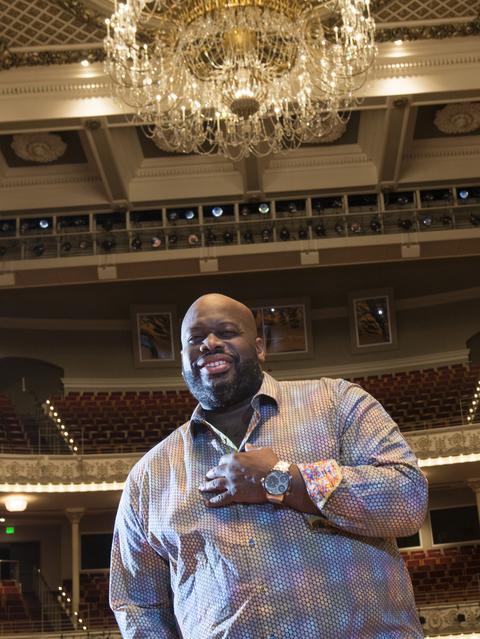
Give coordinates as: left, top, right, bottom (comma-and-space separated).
0, 0, 478, 290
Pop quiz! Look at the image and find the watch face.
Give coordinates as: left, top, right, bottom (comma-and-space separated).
264, 470, 290, 496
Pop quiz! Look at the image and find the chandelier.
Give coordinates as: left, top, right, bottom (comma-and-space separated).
104, 0, 376, 160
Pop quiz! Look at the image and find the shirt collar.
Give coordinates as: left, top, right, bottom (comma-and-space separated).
189, 371, 280, 435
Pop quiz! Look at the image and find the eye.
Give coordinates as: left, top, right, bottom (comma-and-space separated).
187, 335, 203, 345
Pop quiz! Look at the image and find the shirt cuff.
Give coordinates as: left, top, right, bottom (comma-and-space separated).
297, 459, 342, 510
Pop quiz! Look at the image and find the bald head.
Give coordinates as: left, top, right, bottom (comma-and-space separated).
181, 294, 257, 343
180, 293, 265, 410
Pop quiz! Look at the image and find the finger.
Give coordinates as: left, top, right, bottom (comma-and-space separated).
204, 491, 232, 508
244, 443, 258, 451
198, 478, 227, 493
205, 464, 227, 479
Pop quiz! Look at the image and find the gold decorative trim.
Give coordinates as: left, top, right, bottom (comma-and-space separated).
0, 44, 105, 70
376, 15, 480, 41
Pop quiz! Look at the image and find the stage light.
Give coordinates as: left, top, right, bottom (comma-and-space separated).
100, 218, 113, 231
184, 209, 196, 220
314, 224, 326, 237
442, 215, 452, 226
61, 241, 72, 253
334, 222, 344, 235
188, 233, 200, 245
101, 238, 115, 251
458, 189, 470, 200
421, 215, 433, 226
206, 230, 217, 244
261, 228, 272, 242
79, 240, 88, 250
471, 214, 480, 226
398, 218, 413, 231
211, 206, 223, 218
151, 235, 162, 248
240, 206, 250, 216
258, 203, 270, 215
394, 39, 403, 46
350, 222, 362, 234
370, 218, 381, 232
131, 236, 142, 250
167, 210, 178, 221
288, 202, 297, 213
243, 230, 254, 243
279, 227, 290, 241
33, 243, 45, 256
81, 59, 90, 67
168, 233, 178, 245
298, 227, 308, 239
223, 231, 234, 244
39, 219, 50, 229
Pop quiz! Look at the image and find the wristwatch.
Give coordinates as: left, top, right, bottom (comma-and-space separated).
261, 460, 292, 505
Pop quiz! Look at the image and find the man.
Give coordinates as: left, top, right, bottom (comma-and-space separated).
110, 293, 428, 638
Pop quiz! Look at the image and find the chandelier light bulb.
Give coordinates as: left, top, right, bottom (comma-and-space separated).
104, 0, 376, 160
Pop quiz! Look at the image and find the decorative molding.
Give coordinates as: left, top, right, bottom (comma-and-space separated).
11, 133, 67, 163
0, 80, 110, 98
135, 163, 237, 178
0, 452, 140, 485
376, 16, 480, 42
268, 151, 368, 170
0, 174, 101, 189
403, 145, 480, 161
0, 46, 105, 71
56, 0, 108, 30
374, 52, 480, 77
407, 423, 480, 460
419, 602, 480, 635
434, 102, 480, 135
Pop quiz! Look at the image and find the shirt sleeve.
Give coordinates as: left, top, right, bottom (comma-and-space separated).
109, 468, 180, 638
297, 379, 428, 538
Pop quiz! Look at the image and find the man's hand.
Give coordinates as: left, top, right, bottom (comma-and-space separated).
199, 444, 278, 508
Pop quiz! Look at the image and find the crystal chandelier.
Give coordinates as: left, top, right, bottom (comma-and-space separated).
104, 0, 376, 160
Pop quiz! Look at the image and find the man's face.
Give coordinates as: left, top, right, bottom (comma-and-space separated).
181, 296, 265, 410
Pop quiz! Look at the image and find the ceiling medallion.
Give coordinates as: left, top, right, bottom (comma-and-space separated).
104, 0, 376, 160
434, 103, 480, 135
11, 133, 68, 163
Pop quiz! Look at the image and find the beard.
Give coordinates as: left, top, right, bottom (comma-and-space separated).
182, 353, 264, 410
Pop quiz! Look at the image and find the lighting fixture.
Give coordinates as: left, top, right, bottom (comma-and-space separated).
206, 230, 217, 244
314, 223, 326, 237
240, 206, 250, 217
261, 228, 272, 242
258, 203, 270, 215
4, 495, 28, 512
288, 202, 298, 214
101, 238, 116, 251
298, 227, 308, 240
61, 241, 73, 253
350, 222, 362, 233
211, 207, 224, 218
458, 189, 470, 200
184, 210, 196, 221
168, 233, 178, 245
151, 235, 162, 248
421, 215, 433, 226
167, 211, 178, 222
223, 231, 234, 244
38, 219, 50, 229
33, 243, 45, 256
188, 233, 200, 245
104, 0, 376, 160
398, 218, 413, 231
78, 240, 88, 250
81, 59, 90, 67
394, 39, 403, 46
131, 236, 142, 250
334, 222, 344, 235
243, 230, 254, 243
279, 227, 290, 241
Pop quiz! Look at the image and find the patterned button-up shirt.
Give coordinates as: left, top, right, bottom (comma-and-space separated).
110, 373, 428, 638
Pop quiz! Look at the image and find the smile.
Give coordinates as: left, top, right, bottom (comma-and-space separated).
199, 358, 232, 375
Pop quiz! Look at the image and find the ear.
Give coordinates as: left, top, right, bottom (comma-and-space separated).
255, 336, 266, 364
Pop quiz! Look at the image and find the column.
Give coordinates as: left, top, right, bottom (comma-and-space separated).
65, 507, 85, 628
468, 480, 480, 527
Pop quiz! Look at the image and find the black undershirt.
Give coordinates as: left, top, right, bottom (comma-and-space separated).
203, 397, 254, 449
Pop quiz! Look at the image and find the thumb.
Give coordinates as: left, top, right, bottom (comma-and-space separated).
244, 443, 258, 451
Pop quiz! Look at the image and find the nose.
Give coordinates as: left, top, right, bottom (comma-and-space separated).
200, 332, 224, 352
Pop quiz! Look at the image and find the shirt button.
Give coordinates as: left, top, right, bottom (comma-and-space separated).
248, 538, 255, 547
